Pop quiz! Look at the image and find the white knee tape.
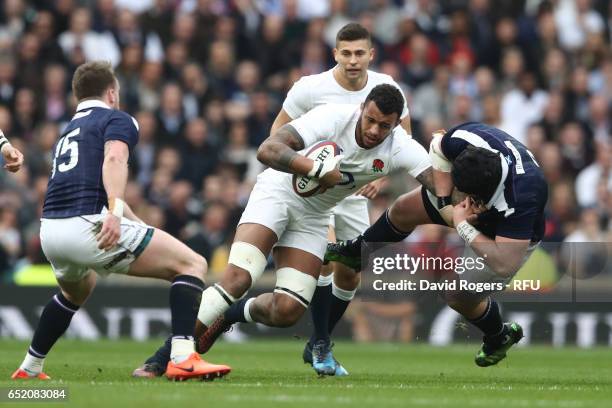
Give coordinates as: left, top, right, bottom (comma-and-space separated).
273, 267, 317, 308
198, 285, 233, 326
332, 283, 357, 301
228, 241, 267, 287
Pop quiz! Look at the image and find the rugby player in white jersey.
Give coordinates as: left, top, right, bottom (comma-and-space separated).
134, 22, 416, 377
270, 23, 413, 376
194, 84, 434, 376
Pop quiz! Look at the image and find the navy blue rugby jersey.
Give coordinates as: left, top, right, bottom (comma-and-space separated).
440, 122, 548, 242
42, 100, 139, 218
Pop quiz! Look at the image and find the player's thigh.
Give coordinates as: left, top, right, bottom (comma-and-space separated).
389, 187, 438, 230
57, 271, 97, 306
128, 228, 206, 281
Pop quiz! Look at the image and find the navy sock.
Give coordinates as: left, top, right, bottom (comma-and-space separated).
363, 209, 412, 243
468, 298, 505, 343
29, 293, 79, 358
169, 275, 205, 337
308, 283, 332, 344
224, 298, 250, 324
327, 293, 351, 335
145, 336, 171, 365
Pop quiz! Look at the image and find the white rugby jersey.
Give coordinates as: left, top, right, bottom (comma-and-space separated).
258, 104, 430, 212
282, 67, 409, 120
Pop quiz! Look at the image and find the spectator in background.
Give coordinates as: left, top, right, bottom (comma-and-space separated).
500, 71, 548, 144
411, 65, 451, 125
132, 110, 157, 188
177, 118, 219, 189
31, 10, 65, 65
0, 56, 16, 106
181, 63, 215, 122
42, 64, 70, 123
11, 88, 40, 141
558, 121, 593, 176
137, 61, 163, 111
538, 90, 566, 141
15, 33, 44, 92
184, 202, 230, 260
155, 82, 186, 145
58, 8, 120, 68
575, 142, 611, 208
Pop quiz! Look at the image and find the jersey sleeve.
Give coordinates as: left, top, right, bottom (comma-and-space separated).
439, 131, 470, 161
282, 77, 312, 119
392, 130, 431, 178
289, 105, 337, 147
104, 111, 139, 150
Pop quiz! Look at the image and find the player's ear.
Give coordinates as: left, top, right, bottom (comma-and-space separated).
332, 47, 339, 63
369, 46, 375, 62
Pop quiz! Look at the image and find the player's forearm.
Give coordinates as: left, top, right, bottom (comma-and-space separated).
102, 153, 129, 206
257, 141, 313, 175
257, 124, 309, 174
433, 169, 454, 197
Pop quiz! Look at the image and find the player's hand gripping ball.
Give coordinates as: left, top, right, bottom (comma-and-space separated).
292, 141, 342, 197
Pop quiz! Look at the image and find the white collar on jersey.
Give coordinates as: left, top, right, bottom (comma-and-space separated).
76, 99, 111, 112
485, 153, 513, 216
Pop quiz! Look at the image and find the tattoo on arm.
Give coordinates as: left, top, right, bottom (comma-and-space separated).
259, 124, 306, 173
416, 167, 436, 195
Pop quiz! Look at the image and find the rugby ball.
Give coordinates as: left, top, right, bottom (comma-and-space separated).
292, 141, 341, 197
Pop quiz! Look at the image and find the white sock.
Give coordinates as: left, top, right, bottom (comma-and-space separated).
243, 298, 255, 323
317, 273, 333, 286
20, 352, 44, 376
170, 337, 195, 364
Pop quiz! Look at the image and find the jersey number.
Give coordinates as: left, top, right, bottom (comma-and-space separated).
51, 127, 80, 178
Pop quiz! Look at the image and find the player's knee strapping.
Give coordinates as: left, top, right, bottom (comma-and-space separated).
197, 242, 267, 326
228, 241, 268, 289
274, 267, 317, 308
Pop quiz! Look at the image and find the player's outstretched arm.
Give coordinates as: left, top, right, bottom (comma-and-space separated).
0, 130, 24, 173
97, 140, 130, 250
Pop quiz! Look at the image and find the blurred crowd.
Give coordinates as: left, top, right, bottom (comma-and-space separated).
0, 0, 610, 280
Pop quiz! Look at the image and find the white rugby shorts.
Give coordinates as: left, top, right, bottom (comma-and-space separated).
238, 177, 330, 260
329, 194, 370, 241
40, 214, 154, 282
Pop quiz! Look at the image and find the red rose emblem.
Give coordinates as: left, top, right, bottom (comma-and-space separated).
372, 159, 384, 173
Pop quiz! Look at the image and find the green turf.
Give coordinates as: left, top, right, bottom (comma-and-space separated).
0, 339, 610, 407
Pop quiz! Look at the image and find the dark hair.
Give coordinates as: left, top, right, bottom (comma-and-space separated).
451, 146, 502, 204
336, 23, 371, 46
72, 61, 117, 101
364, 84, 404, 119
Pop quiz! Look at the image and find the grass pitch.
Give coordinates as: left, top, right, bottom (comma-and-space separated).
0, 339, 610, 407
